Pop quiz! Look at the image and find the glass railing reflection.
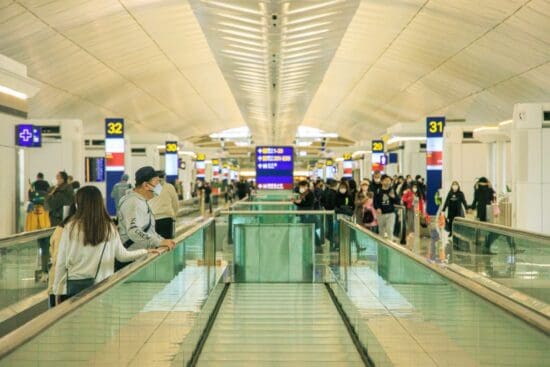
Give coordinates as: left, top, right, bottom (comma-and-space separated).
332, 219, 550, 367
451, 218, 550, 304
0, 220, 222, 366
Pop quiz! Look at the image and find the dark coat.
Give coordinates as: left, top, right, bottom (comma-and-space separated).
45, 183, 74, 226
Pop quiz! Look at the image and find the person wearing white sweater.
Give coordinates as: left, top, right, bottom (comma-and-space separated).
149, 173, 179, 239
53, 186, 162, 304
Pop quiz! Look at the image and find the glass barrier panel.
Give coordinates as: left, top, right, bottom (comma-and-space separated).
234, 223, 314, 282
0, 224, 222, 367
333, 221, 550, 367
452, 220, 550, 304
0, 233, 52, 311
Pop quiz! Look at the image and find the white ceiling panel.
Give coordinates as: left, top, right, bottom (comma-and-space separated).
0, 0, 548, 145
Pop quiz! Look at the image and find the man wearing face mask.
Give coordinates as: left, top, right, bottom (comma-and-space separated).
117, 167, 175, 270
369, 171, 383, 195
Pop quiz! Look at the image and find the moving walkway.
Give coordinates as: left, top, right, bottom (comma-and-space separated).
0, 193, 548, 366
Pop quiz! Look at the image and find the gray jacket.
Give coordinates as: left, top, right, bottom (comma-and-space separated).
117, 191, 163, 250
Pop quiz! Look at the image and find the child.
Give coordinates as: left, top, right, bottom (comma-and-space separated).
362, 192, 378, 234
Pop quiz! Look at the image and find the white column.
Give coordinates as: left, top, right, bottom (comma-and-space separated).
511, 103, 550, 233
442, 126, 463, 194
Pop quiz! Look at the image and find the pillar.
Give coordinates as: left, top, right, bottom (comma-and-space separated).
511, 103, 550, 233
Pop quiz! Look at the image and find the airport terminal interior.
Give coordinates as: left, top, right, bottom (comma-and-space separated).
0, 0, 549, 366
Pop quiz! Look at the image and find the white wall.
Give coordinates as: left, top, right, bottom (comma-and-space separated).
0, 113, 27, 235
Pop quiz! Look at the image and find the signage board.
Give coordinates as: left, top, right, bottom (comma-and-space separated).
255, 146, 294, 189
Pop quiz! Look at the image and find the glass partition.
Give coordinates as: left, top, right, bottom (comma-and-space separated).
0, 220, 223, 366
234, 223, 314, 282
332, 219, 550, 367
250, 189, 294, 202
0, 230, 53, 312
225, 210, 335, 251
452, 218, 550, 304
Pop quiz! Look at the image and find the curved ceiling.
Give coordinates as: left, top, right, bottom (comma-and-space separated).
0, 0, 549, 144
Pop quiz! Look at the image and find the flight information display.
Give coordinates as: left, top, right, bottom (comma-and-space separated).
255, 146, 294, 189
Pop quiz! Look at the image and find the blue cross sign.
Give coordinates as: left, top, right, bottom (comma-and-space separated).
16, 124, 41, 147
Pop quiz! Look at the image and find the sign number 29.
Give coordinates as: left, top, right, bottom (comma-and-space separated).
429, 120, 444, 134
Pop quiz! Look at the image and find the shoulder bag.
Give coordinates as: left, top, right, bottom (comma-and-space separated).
66, 242, 107, 298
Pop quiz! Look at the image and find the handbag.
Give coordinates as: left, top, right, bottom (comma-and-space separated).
492, 202, 500, 218
66, 242, 107, 298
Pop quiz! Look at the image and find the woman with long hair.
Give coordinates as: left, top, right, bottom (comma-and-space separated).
53, 186, 160, 304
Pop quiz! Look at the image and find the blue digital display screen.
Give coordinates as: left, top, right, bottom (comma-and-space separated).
255, 146, 294, 189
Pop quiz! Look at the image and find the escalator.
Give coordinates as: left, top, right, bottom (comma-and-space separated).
194, 283, 367, 366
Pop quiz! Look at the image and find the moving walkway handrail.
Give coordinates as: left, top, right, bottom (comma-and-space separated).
339, 218, 550, 335
221, 209, 335, 215
0, 196, 247, 358
453, 217, 550, 243
0, 228, 55, 249
0, 217, 217, 360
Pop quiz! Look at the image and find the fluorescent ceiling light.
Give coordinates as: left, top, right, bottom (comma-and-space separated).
0, 84, 28, 100
202, 0, 263, 16
222, 37, 265, 47
297, 141, 312, 147
229, 43, 265, 53
285, 29, 330, 40
217, 12, 264, 25
335, 157, 344, 162
499, 119, 513, 126
219, 21, 264, 33
283, 43, 321, 53
282, 37, 324, 48
296, 126, 338, 138
299, 151, 308, 156
178, 151, 197, 157
287, 0, 344, 15
210, 126, 251, 139
386, 136, 427, 145
219, 29, 264, 40
285, 49, 321, 60
223, 49, 264, 60
286, 21, 332, 34
286, 11, 339, 25
225, 55, 265, 64
235, 141, 250, 147
473, 127, 499, 133
281, 55, 322, 65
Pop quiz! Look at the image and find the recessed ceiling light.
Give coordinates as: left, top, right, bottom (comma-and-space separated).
0, 85, 27, 100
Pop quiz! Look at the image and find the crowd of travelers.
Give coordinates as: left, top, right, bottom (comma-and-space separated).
24, 166, 497, 307
291, 172, 497, 249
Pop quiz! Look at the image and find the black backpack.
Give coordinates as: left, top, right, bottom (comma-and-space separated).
362, 208, 374, 224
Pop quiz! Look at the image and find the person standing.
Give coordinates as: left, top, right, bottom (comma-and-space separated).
149, 172, 179, 239
442, 181, 468, 235
45, 171, 75, 227
374, 175, 399, 239
111, 173, 131, 214
117, 166, 175, 270
236, 177, 249, 200
292, 180, 321, 251
26, 173, 51, 231
354, 181, 370, 223
53, 186, 158, 304
369, 171, 382, 195
471, 177, 495, 222
204, 182, 213, 213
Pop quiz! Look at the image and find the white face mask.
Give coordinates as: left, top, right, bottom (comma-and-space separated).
452, 185, 459, 191
299, 187, 306, 194
339, 188, 347, 194
152, 183, 163, 196
412, 187, 418, 193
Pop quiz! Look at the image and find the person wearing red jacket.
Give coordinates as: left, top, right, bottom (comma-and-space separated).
402, 182, 425, 236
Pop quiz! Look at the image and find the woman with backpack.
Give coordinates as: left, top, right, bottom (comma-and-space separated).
53, 186, 160, 304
